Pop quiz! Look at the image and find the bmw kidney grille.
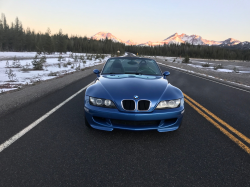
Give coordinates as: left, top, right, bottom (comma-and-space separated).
138, 100, 150, 111
122, 100, 135, 110
122, 100, 150, 111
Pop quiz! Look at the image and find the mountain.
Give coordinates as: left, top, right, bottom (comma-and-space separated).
220, 41, 250, 50
138, 33, 222, 46
91, 32, 124, 43
125, 40, 137, 45
162, 33, 222, 45
91, 32, 136, 45
138, 33, 249, 49
220, 38, 241, 45
91, 32, 249, 49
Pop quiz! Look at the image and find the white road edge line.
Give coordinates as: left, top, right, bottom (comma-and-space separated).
158, 62, 250, 94
0, 81, 94, 153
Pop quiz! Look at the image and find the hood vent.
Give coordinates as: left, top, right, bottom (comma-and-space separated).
122, 100, 135, 111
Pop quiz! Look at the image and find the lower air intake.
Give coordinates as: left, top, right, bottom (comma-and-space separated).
111, 119, 160, 127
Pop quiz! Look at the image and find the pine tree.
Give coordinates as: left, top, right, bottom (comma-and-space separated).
182, 56, 190, 63
0, 19, 3, 51
44, 28, 53, 54
56, 29, 67, 54
32, 55, 44, 70
0, 14, 249, 61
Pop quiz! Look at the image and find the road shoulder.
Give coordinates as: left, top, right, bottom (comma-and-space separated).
153, 57, 250, 91
0, 64, 103, 118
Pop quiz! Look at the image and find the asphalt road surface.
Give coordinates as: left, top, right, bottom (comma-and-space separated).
0, 54, 250, 186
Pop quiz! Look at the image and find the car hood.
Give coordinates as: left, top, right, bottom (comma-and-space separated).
86, 74, 183, 112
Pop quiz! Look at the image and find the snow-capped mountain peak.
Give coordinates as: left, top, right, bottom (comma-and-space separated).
91, 32, 124, 43
125, 40, 137, 45
90, 31, 247, 49
162, 33, 218, 45
91, 32, 137, 45
221, 38, 241, 45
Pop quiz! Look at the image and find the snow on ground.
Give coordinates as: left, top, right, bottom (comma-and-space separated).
153, 56, 250, 74
157, 62, 250, 88
0, 52, 72, 60
0, 52, 111, 93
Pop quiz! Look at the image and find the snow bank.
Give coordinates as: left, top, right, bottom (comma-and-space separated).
0, 52, 110, 93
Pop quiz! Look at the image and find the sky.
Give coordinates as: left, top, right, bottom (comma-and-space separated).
0, 0, 250, 43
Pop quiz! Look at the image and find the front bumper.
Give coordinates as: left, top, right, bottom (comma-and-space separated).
84, 104, 184, 132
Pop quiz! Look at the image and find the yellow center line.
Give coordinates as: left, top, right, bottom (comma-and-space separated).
184, 98, 250, 155
183, 93, 250, 145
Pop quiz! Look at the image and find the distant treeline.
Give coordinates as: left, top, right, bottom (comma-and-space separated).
0, 14, 125, 55
126, 43, 250, 61
0, 14, 249, 61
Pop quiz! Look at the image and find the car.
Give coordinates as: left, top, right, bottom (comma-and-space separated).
84, 57, 184, 132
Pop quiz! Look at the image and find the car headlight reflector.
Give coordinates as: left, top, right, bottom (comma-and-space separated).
156, 99, 180, 109
104, 99, 111, 106
96, 99, 103, 105
90, 97, 95, 103
89, 97, 116, 108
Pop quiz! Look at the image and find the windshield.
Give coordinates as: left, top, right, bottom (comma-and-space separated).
102, 58, 162, 75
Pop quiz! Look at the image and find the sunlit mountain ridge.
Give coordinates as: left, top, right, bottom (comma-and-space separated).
91, 32, 249, 49
91, 32, 136, 45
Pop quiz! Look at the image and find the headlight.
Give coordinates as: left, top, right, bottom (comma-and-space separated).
156, 99, 181, 109
89, 97, 116, 108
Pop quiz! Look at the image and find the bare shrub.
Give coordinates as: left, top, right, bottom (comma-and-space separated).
58, 55, 63, 62
233, 67, 239, 73
213, 64, 223, 70
5, 68, 17, 81
48, 71, 57, 76
202, 62, 210, 67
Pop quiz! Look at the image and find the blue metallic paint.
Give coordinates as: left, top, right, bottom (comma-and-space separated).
93, 69, 100, 77
84, 103, 184, 132
163, 71, 170, 78
85, 60, 184, 132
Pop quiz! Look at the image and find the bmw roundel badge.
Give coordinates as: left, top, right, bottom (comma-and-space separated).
134, 95, 139, 99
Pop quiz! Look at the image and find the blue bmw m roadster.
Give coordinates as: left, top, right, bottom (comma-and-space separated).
84, 57, 184, 132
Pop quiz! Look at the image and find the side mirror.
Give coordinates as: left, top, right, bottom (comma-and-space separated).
93, 69, 100, 77
163, 71, 170, 79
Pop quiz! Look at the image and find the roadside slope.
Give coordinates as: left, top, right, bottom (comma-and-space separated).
0, 64, 103, 118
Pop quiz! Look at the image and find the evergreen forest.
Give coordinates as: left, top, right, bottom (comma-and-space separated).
0, 14, 125, 55
0, 14, 249, 61
125, 43, 250, 61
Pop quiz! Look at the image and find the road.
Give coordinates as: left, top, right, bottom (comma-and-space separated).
0, 54, 250, 186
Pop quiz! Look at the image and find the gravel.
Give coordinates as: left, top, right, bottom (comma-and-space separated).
0, 64, 104, 118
